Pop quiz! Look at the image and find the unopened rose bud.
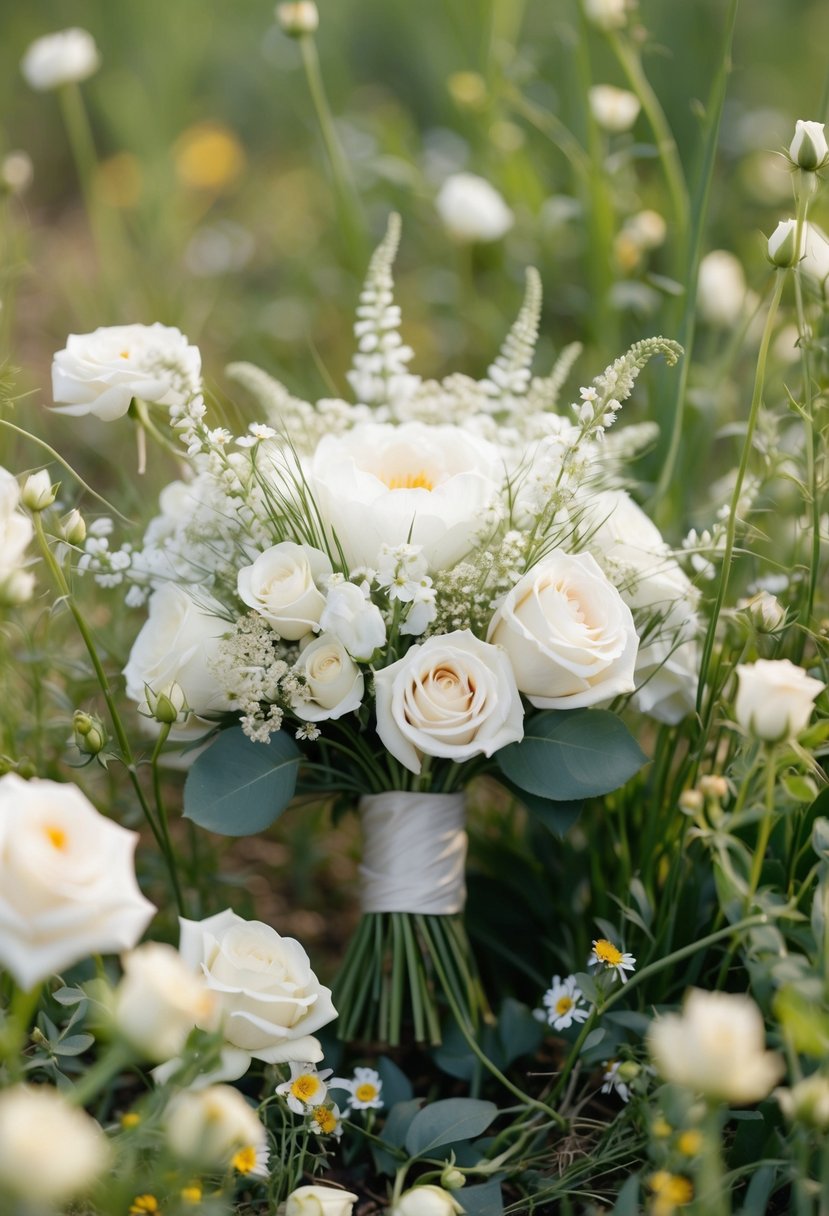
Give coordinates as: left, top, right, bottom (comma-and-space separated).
143, 682, 187, 725
276, 1, 319, 35
0, 569, 35, 606
22, 470, 57, 512
440, 1166, 466, 1192
789, 120, 828, 172
768, 219, 798, 268
699, 775, 729, 801
61, 509, 86, 545
739, 590, 786, 632
678, 789, 704, 815
73, 710, 107, 756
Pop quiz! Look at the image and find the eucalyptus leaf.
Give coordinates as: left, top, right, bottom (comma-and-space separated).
456, 1180, 504, 1216
183, 726, 300, 836
405, 1098, 497, 1157
497, 710, 647, 801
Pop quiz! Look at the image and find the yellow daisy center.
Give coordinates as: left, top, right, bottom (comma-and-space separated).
594, 939, 624, 966
291, 1074, 321, 1101
354, 1082, 379, 1103
312, 1105, 338, 1134
677, 1130, 702, 1156
181, 1186, 203, 1205
129, 1198, 159, 1216
44, 824, 68, 851
384, 470, 434, 491
231, 1145, 257, 1174
648, 1171, 694, 1205
120, 1112, 141, 1129
555, 995, 574, 1015
120, 349, 130, 359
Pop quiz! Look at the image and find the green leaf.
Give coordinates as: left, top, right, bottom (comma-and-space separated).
457, 1181, 504, 1216
183, 726, 300, 836
405, 1098, 497, 1157
497, 998, 543, 1066
611, 1174, 641, 1215
377, 1056, 413, 1108
499, 778, 582, 836
54, 1033, 95, 1056
381, 1099, 422, 1149
497, 710, 648, 802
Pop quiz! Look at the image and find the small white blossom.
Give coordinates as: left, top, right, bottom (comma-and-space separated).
542, 975, 591, 1031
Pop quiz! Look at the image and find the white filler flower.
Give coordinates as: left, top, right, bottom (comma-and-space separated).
0, 774, 155, 989
648, 988, 784, 1104
52, 323, 201, 421
436, 173, 514, 243
0, 1086, 110, 1204
21, 28, 100, 91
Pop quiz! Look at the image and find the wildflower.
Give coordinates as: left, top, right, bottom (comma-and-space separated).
435, 174, 513, 244
777, 1074, 829, 1131
601, 1060, 631, 1103
542, 975, 590, 1031
277, 2, 320, 36
334, 1066, 384, 1112
309, 1102, 344, 1138
589, 938, 636, 983
583, 0, 628, 30
120, 1112, 141, 1130
231, 1142, 270, 1177
276, 1062, 333, 1114
647, 1171, 694, 1215
181, 1186, 203, 1205
21, 29, 100, 91
174, 122, 246, 193
129, 1198, 160, 1216
676, 1129, 702, 1157
296, 723, 321, 741
589, 84, 641, 133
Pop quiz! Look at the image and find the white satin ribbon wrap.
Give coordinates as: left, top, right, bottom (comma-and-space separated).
358, 792, 467, 915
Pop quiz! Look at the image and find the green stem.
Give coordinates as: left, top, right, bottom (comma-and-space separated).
68, 1042, 133, 1108
547, 1007, 598, 1105
696, 1107, 729, 1216
746, 750, 777, 905
150, 724, 185, 915
695, 271, 786, 720
0, 985, 41, 1078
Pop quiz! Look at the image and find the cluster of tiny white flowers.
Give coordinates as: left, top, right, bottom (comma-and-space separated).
428, 530, 529, 636
211, 613, 307, 743
77, 518, 133, 588
373, 543, 437, 636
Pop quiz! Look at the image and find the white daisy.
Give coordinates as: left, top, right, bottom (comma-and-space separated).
601, 1060, 631, 1104
541, 974, 591, 1031
588, 938, 636, 983
275, 1062, 332, 1114
309, 1101, 344, 1139
331, 1065, 384, 1112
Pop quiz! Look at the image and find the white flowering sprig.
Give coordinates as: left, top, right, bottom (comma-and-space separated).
482, 268, 543, 406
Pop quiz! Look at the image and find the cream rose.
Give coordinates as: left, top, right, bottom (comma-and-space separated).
286, 1185, 359, 1216
309, 422, 503, 571
20, 28, 100, 91
374, 629, 524, 775
124, 583, 233, 721
51, 323, 201, 421
647, 989, 784, 1104
392, 1186, 465, 1216
0, 774, 155, 989
292, 633, 364, 722
0, 1086, 109, 1204
734, 659, 824, 742
488, 550, 638, 709
165, 1085, 267, 1170
237, 542, 331, 639
114, 943, 217, 1063
176, 908, 337, 1080
319, 579, 386, 659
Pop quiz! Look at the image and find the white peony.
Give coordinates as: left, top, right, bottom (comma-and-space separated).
435, 173, 513, 243
165, 1084, 268, 1169
51, 323, 201, 421
285, 1185, 359, 1216
588, 85, 641, 132
319, 579, 386, 659
309, 422, 503, 571
734, 659, 824, 742
237, 542, 331, 639
488, 550, 639, 709
175, 908, 337, 1080
124, 583, 233, 721
0, 774, 155, 989
0, 1086, 109, 1203
374, 629, 524, 775
20, 28, 100, 91
114, 942, 217, 1063
292, 633, 364, 722
648, 988, 784, 1104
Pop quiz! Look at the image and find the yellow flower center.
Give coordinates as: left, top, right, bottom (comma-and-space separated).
129, 1198, 160, 1216
594, 938, 624, 966
231, 1145, 257, 1174
181, 1185, 203, 1204
120, 349, 130, 359
120, 1112, 141, 1129
44, 824, 68, 851
384, 470, 434, 491
677, 1130, 702, 1156
312, 1105, 338, 1134
291, 1074, 321, 1102
354, 1082, 379, 1103
648, 1171, 694, 1205
555, 995, 574, 1015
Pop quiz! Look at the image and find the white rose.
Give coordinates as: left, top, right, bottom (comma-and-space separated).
435, 173, 513, 243
739, 590, 786, 632
237, 542, 331, 639
697, 250, 748, 327
165, 1085, 267, 1167
0, 774, 155, 989
768, 219, 798, 268
374, 629, 524, 775
20, 28, 100, 91
648, 989, 784, 1104
286, 1185, 359, 1216
0, 467, 33, 582
293, 634, 364, 722
734, 659, 824, 742
0, 1086, 109, 1203
176, 908, 337, 1080
488, 551, 639, 709
319, 580, 386, 659
583, 0, 627, 29
800, 224, 829, 294
588, 85, 641, 132
124, 583, 233, 721
790, 119, 828, 170
114, 943, 217, 1063
585, 490, 699, 723
21, 469, 56, 511
392, 1185, 464, 1216
51, 323, 201, 421
310, 422, 503, 571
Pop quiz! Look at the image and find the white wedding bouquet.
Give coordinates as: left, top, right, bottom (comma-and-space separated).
59, 216, 694, 1042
